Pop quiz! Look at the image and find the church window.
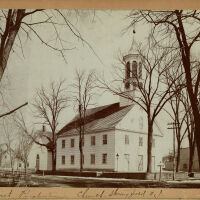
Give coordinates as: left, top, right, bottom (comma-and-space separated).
71, 155, 75, 165
125, 135, 129, 144
139, 62, 142, 79
91, 136, 95, 146
91, 154, 95, 164
138, 155, 143, 171
139, 137, 143, 146
103, 134, 107, 144
102, 153, 107, 164
139, 116, 143, 129
62, 140, 65, 148
126, 62, 131, 79
62, 156, 65, 165
132, 61, 137, 78
125, 81, 130, 89
71, 138, 75, 148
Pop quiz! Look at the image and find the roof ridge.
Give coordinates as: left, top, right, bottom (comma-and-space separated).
57, 102, 121, 135
59, 104, 134, 137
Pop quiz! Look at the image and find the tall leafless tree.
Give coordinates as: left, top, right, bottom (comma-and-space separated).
71, 69, 96, 172
32, 79, 69, 172
181, 92, 196, 173
0, 9, 102, 117
1, 117, 16, 177
163, 64, 188, 172
97, 36, 182, 173
15, 129, 34, 176
129, 10, 200, 169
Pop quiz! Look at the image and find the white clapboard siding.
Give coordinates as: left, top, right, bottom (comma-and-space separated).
56, 130, 115, 171
28, 142, 48, 171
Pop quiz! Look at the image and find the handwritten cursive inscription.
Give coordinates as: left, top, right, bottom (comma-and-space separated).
0, 187, 163, 199
77, 188, 163, 199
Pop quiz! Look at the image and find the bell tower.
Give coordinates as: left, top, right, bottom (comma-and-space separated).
120, 30, 143, 107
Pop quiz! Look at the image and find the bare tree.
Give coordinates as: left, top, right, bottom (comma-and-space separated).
0, 9, 102, 82
0, 9, 102, 117
32, 79, 69, 172
15, 129, 34, 176
1, 117, 16, 176
181, 92, 196, 173
97, 36, 182, 173
164, 93, 188, 172
129, 9, 200, 169
71, 69, 96, 172
163, 65, 188, 172
0, 102, 28, 119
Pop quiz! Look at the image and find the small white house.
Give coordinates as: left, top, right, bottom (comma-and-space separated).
28, 127, 52, 171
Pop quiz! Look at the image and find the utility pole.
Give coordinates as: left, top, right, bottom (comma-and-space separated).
167, 122, 179, 180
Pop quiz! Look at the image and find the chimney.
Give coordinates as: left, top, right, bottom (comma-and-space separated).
42, 125, 46, 132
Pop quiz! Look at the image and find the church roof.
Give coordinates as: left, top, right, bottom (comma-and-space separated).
69, 103, 116, 122
57, 101, 164, 138
57, 103, 133, 137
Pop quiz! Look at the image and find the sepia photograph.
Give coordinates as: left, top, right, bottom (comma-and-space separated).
0, 7, 200, 194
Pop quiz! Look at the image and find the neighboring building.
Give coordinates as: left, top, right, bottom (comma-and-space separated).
179, 147, 199, 171
163, 146, 199, 172
28, 126, 52, 171
56, 36, 165, 173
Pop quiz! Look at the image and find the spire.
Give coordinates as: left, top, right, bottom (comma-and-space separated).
128, 29, 138, 54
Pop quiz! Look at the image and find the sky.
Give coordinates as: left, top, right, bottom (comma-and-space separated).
0, 9, 186, 156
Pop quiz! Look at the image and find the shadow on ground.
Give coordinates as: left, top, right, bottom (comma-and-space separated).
0, 176, 200, 188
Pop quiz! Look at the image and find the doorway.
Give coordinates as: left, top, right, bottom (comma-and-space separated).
36, 154, 40, 171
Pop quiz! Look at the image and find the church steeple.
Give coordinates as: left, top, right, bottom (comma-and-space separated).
128, 29, 138, 54
120, 30, 143, 107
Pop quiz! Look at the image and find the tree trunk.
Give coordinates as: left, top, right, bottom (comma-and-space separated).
176, 142, 181, 172
0, 9, 25, 82
147, 118, 153, 173
24, 161, 28, 181
174, 11, 200, 170
188, 143, 195, 173
79, 137, 83, 172
194, 124, 200, 171
182, 57, 200, 170
52, 149, 56, 173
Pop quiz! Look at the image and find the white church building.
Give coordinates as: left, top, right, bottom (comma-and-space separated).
56, 37, 165, 173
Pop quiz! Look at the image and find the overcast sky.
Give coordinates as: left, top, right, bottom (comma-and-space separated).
2, 10, 191, 155
3, 10, 150, 124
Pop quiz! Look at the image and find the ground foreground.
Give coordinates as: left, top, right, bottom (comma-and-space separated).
0, 174, 200, 187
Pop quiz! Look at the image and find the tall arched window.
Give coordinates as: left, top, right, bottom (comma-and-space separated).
139, 62, 142, 79
125, 81, 130, 89
126, 62, 131, 79
132, 61, 137, 78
